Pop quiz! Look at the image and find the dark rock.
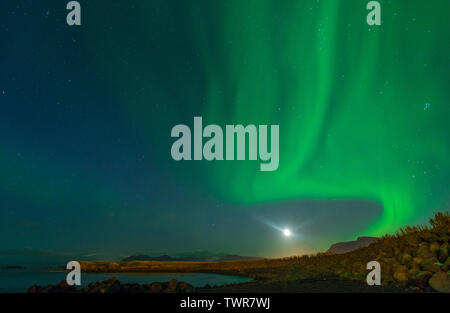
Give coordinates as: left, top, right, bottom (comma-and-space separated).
27, 278, 194, 294
393, 269, 408, 283
417, 243, 432, 258
401, 253, 412, 264
407, 265, 420, 277
429, 271, 450, 292
441, 257, 449, 272
438, 244, 448, 263
151, 282, 163, 293
429, 242, 440, 254
351, 262, 364, 275
420, 232, 435, 242
409, 271, 432, 289
420, 257, 441, 273
178, 282, 194, 293
168, 279, 177, 291
57, 279, 70, 288
28, 280, 77, 293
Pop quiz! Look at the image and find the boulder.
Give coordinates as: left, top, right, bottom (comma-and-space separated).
401, 253, 412, 264
419, 234, 428, 242
428, 271, 450, 292
420, 232, 435, 242
393, 269, 408, 283
417, 243, 432, 259
151, 282, 163, 293
168, 279, 178, 291
351, 262, 364, 275
438, 245, 448, 263
420, 257, 441, 273
430, 242, 440, 254
27, 280, 77, 293
407, 265, 420, 277
383, 263, 393, 275
394, 265, 407, 273
177, 282, 194, 293
409, 271, 433, 289
441, 257, 449, 272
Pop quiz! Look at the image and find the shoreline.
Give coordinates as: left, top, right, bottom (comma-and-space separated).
75, 260, 412, 293
78, 259, 285, 281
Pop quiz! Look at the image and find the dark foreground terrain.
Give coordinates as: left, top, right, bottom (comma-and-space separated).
197, 278, 409, 293
29, 276, 408, 293
29, 212, 449, 293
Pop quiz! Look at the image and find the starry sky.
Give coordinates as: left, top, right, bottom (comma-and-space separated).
0, 0, 449, 262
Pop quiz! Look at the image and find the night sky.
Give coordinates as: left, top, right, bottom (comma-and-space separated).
0, 1, 449, 262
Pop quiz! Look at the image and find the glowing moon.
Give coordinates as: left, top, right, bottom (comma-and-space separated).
283, 228, 291, 237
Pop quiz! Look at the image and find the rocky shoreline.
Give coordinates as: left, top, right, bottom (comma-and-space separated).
28, 277, 195, 293
27, 276, 412, 293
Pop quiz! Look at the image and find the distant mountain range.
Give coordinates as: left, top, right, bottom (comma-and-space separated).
122, 251, 261, 262
123, 238, 379, 262
326, 236, 378, 254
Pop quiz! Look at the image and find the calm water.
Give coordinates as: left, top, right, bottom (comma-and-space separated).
0, 267, 252, 293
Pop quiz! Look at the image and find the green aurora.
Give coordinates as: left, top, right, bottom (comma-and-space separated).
87, 0, 449, 236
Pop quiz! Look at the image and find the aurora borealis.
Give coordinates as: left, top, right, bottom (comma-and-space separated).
0, 0, 449, 260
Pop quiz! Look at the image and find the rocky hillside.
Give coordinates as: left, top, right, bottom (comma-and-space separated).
286, 212, 449, 292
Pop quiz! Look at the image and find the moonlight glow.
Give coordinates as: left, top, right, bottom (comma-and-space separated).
283, 228, 292, 237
